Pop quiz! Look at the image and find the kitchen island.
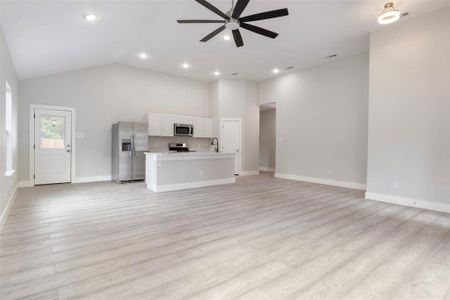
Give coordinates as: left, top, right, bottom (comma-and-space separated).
145, 151, 236, 192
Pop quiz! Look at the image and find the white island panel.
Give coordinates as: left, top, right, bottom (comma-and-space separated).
145, 152, 236, 192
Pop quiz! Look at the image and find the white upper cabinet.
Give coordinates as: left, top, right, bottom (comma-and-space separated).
193, 117, 214, 138
161, 115, 174, 137
203, 118, 213, 138
148, 113, 162, 136
148, 112, 213, 138
174, 115, 193, 125
193, 118, 204, 138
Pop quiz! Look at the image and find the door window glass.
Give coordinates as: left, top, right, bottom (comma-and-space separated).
40, 115, 65, 149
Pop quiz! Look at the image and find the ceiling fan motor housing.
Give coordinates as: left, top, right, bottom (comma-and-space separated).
225, 19, 240, 30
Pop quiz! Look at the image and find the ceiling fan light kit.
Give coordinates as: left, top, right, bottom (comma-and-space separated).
225, 19, 240, 31
177, 0, 289, 48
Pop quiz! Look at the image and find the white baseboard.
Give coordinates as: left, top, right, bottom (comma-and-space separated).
72, 176, 112, 183
0, 184, 18, 234
259, 167, 275, 172
275, 173, 366, 190
18, 175, 111, 187
240, 170, 260, 176
150, 178, 236, 193
19, 176, 112, 185
18, 180, 34, 187
365, 192, 450, 214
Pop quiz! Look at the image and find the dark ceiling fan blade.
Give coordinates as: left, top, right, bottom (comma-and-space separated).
200, 25, 226, 42
232, 29, 244, 47
177, 20, 225, 24
240, 22, 279, 39
239, 8, 289, 22
232, 0, 250, 19
195, 0, 230, 20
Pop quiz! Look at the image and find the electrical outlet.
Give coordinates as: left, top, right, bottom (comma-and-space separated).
200, 170, 204, 176
392, 182, 399, 191
327, 169, 332, 175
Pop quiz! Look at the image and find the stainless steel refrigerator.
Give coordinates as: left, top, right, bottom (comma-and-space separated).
112, 122, 148, 183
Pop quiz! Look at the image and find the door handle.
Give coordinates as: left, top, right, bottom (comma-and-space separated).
131, 137, 136, 157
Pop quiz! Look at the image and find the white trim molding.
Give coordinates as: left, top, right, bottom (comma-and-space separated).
19, 177, 112, 186
149, 178, 235, 193
0, 185, 18, 234
18, 180, 34, 187
259, 167, 275, 172
365, 192, 450, 214
275, 173, 366, 190
240, 170, 260, 176
72, 176, 112, 183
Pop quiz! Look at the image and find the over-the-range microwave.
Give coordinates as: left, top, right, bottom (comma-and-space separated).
174, 123, 194, 137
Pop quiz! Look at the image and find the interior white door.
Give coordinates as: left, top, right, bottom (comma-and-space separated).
221, 119, 242, 175
34, 108, 72, 184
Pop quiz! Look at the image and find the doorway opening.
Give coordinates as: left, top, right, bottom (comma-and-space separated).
259, 102, 276, 175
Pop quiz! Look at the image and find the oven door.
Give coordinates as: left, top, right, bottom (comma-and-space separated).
174, 124, 193, 136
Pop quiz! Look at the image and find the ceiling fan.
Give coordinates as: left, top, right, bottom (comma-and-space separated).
177, 0, 289, 47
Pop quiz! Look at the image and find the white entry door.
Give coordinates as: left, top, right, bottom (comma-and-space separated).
221, 119, 242, 175
34, 108, 72, 184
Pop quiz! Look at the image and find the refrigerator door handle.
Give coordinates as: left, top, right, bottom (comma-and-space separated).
131, 135, 136, 157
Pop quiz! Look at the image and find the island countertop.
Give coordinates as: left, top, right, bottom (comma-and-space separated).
145, 151, 236, 161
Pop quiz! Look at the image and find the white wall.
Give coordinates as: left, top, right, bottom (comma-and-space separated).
209, 79, 260, 174
259, 53, 369, 187
18, 64, 210, 181
259, 109, 276, 170
243, 80, 260, 173
0, 26, 19, 224
366, 9, 450, 208
209, 80, 219, 137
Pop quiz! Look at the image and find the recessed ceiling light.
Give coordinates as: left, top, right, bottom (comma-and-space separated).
139, 52, 148, 59
213, 71, 221, 76
84, 14, 97, 22
182, 62, 190, 69
223, 35, 231, 41
273, 68, 280, 74
378, 2, 400, 25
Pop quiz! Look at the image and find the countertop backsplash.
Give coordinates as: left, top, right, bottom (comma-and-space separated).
148, 136, 215, 152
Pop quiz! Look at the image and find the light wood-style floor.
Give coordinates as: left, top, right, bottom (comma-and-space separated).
1, 173, 450, 300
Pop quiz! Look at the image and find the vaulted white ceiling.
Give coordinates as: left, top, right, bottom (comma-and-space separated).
1, 0, 449, 81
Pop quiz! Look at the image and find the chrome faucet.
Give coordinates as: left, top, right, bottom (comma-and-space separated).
211, 137, 219, 152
